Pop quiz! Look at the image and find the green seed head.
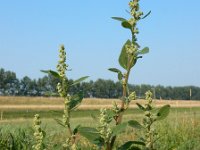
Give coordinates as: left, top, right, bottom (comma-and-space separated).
128, 91, 136, 101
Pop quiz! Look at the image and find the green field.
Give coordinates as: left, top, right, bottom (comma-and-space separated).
0, 108, 200, 149
0, 97, 200, 149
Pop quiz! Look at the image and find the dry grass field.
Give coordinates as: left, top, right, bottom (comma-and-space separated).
0, 96, 200, 110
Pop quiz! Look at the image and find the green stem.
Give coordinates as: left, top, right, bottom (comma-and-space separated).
110, 58, 133, 149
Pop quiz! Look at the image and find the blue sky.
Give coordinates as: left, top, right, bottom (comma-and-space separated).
0, 0, 200, 86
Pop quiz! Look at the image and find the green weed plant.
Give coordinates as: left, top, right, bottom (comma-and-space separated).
37, 0, 171, 150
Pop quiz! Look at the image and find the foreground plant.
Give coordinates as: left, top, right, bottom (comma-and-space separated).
121, 91, 170, 150
32, 114, 46, 150
78, 108, 130, 150
108, 0, 150, 148
78, 0, 150, 149
41, 45, 89, 149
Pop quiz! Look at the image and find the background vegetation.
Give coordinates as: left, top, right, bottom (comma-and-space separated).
1, 68, 200, 100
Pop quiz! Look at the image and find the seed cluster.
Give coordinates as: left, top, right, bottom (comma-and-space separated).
56, 45, 68, 98
98, 108, 112, 142
129, 0, 143, 34
57, 45, 67, 78
32, 114, 45, 150
128, 0, 144, 54
56, 45, 75, 149
143, 91, 157, 149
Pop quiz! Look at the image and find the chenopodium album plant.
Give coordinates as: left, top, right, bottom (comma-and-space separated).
41, 45, 89, 150
79, 0, 145, 149
78, 0, 170, 150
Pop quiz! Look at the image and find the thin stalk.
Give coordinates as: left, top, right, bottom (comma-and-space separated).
66, 110, 73, 140
110, 57, 133, 149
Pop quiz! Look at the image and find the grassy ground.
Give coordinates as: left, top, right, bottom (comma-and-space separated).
0, 96, 200, 149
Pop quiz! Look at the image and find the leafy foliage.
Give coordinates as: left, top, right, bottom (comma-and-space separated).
156, 105, 170, 120
78, 127, 103, 146
127, 91, 171, 150
69, 91, 84, 110
118, 141, 145, 150
70, 76, 89, 86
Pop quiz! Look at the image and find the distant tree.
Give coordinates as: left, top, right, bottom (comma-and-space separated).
0, 68, 200, 100
0, 68, 19, 95
19, 76, 34, 96
36, 76, 49, 96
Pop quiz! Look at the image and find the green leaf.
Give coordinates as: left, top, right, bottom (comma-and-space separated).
118, 73, 123, 81
41, 70, 61, 78
136, 103, 146, 111
73, 124, 81, 135
107, 110, 115, 119
141, 11, 151, 19
112, 17, 127, 22
118, 141, 145, 150
78, 127, 103, 146
108, 68, 123, 80
112, 122, 128, 136
156, 105, 170, 120
108, 68, 121, 73
54, 118, 65, 128
119, 40, 132, 70
128, 120, 143, 129
121, 21, 132, 29
70, 76, 89, 86
69, 91, 84, 110
137, 47, 149, 55
79, 127, 99, 139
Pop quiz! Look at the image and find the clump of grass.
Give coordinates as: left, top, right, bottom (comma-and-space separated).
0, 128, 33, 150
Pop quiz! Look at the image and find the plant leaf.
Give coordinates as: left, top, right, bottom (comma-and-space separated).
112, 122, 128, 136
41, 70, 61, 78
121, 21, 132, 29
70, 76, 89, 86
119, 40, 132, 70
118, 141, 145, 150
137, 47, 149, 55
108, 68, 121, 73
136, 103, 146, 111
128, 120, 143, 129
54, 118, 65, 128
107, 109, 115, 119
78, 127, 103, 146
73, 124, 81, 135
69, 91, 84, 110
156, 105, 170, 120
112, 17, 127, 22
108, 68, 123, 80
141, 11, 151, 19
118, 73, 123, 81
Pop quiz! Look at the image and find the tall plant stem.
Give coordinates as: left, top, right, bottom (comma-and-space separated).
64, 102, 76, 145
66, 111, 75, 143
110, 58, 133, 149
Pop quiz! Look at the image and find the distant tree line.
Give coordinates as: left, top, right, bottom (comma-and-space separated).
0, 68, 200, 100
